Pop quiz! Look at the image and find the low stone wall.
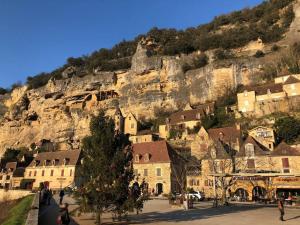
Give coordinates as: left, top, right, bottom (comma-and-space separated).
25, 193, 40, 225
0, 189, 33, 202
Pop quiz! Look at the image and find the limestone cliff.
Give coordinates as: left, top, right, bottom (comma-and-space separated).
0, 0, 300, 154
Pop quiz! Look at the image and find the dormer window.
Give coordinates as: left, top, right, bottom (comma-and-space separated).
52, 160, 56, 166
267, 89, 271, 95
211, 149, 216, 159
166, 118, 170, 124
64, 158, 70, 165
135, 154, 140, 163
196, 113, 201, 119
43, 160, 47, 166
219, 132, 224, 140
181, 115, 185, 120
144, 153, 150, 162
129, 116, 131, 121
245, 143, 255, 158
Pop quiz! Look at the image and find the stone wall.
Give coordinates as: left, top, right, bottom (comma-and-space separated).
0, 189, 32, 202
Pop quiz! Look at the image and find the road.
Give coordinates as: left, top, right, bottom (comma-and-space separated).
39, 197, 300, 225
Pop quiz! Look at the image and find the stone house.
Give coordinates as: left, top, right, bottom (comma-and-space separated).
187, 125, 241, 192
129, 130, 159, 144
159, 103, 215, 139
248, 126, 275, 151
0, 162, 17, 189
132, 140, 184, 195
237, 74, 300, 116
198, 134, 300, 200
124, 112, 138, 135
23, 150, 81, 190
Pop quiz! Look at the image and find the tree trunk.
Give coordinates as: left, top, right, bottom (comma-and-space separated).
96, 210, 102, 225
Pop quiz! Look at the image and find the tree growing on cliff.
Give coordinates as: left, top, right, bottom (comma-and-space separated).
75, 112, 136, 224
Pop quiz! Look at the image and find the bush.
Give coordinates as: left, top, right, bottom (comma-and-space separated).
271, 44, 280, 52
254, 50, 265, 58
193, 53, 208, 68
274, 116, 300, 143
214, 49, 234, 60
0, 87, 8, 95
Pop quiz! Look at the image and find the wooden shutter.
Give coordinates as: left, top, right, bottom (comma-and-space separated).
247, 159, 255, 169
282, 158, 289, 168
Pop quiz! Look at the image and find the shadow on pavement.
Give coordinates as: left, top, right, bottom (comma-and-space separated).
128, 204, 267, 224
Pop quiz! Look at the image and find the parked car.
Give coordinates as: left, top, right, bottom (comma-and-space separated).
186, 191, 205, 201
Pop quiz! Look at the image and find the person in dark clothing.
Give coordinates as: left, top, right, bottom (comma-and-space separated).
47, 189, 53, 205
278, 195, 285, 221
58, 203, 70, 225
59, 189, 65, 205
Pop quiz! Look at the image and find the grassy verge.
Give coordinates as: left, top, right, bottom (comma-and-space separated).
2, 195, 34, 225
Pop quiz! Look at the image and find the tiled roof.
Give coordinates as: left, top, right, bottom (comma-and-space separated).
242, 83, 283, 95
133, 140, 174, 164
236, 136, 270, 157
28, 150, 81, 167
167, 103, 214, 125
208, 126, 241, 143
271, 142, 300, 156
283, 76, 300, 85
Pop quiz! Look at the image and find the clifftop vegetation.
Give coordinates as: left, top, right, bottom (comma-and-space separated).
4, 0, 294, 91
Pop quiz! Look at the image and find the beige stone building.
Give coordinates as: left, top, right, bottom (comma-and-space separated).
188, 125, 241, 193
248, 126, 275, 151
129, 130, 159, 144
196, 133, 300, 201
23, 150, 81, 190
132, 140, 184, 195
237, 74, 300, 116
159, 103, 215, 139
124, 112, 138, 135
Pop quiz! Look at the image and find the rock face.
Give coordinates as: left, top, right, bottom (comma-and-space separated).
0, 43, 267, 155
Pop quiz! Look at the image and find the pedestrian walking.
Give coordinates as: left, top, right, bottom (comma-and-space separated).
278, 194, 285, 221
59, 189, 65, 205
57, 203, 70, 225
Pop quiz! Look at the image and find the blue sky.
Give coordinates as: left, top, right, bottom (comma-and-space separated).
0, 0, 263, 88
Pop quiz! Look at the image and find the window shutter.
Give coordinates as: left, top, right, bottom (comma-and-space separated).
247, 159, 255, 169
282, 158, 289, 168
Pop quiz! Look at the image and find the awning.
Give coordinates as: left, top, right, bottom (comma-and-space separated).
276, 186, 300, 189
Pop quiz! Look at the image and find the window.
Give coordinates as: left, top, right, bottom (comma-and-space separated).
144, 153, 150, 162
0, 175, 2, 180
131, 123, 135, 129
156, 168, 161, 176
135, 155, 140, 162
61, 169, 64, 177
134, 169, 138, 176
196, 113, 201, 119
247, 159, 255, 169
42, 170, 45, 176
181, 115, 185, 120
29, 171, 32, 177
70, 169, 73, 176
6, 175, 10, 180
144, 169, 148, 176
245, 144, 255, 158
34, 171, 37, 176
129, 116, 131, 120
50, 170, 54, 176
282, 158, 290, 173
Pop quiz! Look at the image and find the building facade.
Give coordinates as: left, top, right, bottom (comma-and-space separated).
237, 74, 300, 117
132, 141, 184, 195
23, 150, 81, 190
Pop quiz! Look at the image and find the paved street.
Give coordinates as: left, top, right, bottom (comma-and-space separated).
39, 196, 300, 225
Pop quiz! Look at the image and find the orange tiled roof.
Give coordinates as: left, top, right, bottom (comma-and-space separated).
133, 140, 173, 164
208, 126, 241, 143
